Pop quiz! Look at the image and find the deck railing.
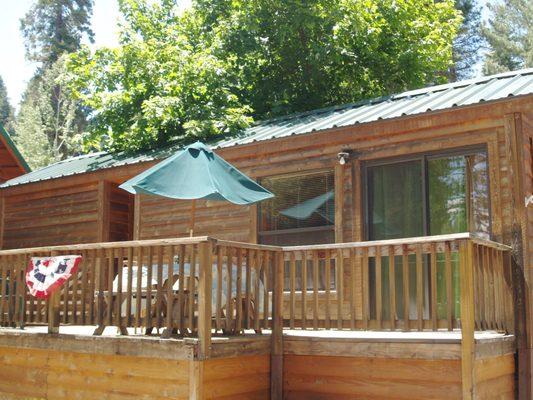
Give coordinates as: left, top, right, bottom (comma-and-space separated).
0, 233, 513, 348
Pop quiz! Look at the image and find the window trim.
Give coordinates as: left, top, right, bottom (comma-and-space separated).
362, 145, 491, 241
257, 168, 336, 244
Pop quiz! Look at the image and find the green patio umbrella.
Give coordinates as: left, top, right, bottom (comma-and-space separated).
120, 141, 274, 236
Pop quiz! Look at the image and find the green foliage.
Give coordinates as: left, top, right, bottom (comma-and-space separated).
482, 0, 532, 74
68, 0, 462, 153
0, 77, 15, 132
15, 56, 85, 169
20, 0, 94, 68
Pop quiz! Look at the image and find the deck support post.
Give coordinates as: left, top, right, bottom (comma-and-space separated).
459, 240, 475, 400
271, 251, 284, 400
198, 240, 213, 360
47, 290, 60, 334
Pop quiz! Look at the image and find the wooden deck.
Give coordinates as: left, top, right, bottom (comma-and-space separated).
0, 328, 515, 399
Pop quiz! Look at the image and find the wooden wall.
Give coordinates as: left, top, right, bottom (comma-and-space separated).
109, 184, 134, 242
0, 345, 190, 399
0, 183, 100, 249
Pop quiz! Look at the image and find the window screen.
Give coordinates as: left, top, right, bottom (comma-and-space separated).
258, 171, 335, 246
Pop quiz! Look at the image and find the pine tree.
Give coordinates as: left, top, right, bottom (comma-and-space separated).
20, 0, 94, 69
449, 0, 483, 80
482, 0, 532, 74
0, 77, 15, 132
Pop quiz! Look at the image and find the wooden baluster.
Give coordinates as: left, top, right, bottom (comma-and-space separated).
350, 248, 356, 330
486, 246, 496, 330
163, 245, 175, 337
156, 245, 164, 331
115, 247, 123, 330
445, 242, 453, 331
189, 246, 196, 334
125, 247, 133, 327
177, 245, 185, 334
12, 256, 20, 327
430, 243, 437, 331
27, 254, 35, 323
135, 246, 143, 331
62, 252, 69, 324
415, 244, 423, 331
301, 251, 307, 330
337, 248, 344, 330
477, 245, 486, 330
1, 257, 8, 326
459, 240, 475, 400
402, 246, 409, 331
362, 247, 369, 330
312, 250, 319, 330
88, 250, 96, 325
289, 251, 296, 330
491, 248, 501, 331
226, 247, 233, 332
72, 253, 80, 325
106, 248, 114, 327
245, 250, 252, 329
236, 247, 242, 333
262, 251, 270, 330
96, 249, 105, 330
254, 250, 261, 332
388, 246, 396, 331
19, 255, 27, 328
145, 246, 154, 332
324, 249, 330, 329
216, 246, 223, 332
375, 246, 382, 330
496, 249, 505, 331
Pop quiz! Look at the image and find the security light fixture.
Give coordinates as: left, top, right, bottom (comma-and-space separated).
337, 149, 353, 165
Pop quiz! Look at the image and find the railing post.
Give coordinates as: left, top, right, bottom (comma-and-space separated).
198, 240, 213, 360
271, 250, 284, 400
48, 251, 60, 334
459, 240, 475, 400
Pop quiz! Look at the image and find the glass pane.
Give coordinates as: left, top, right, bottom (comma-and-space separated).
368, 161, 424, 240
468, 153, 490, 238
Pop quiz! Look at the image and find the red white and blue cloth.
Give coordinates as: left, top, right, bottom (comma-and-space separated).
25, 255, 82, 299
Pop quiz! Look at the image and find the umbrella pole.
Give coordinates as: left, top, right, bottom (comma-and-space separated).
190, 199, 196, 237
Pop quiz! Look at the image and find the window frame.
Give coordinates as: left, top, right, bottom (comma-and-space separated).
362, 145, 492, 241
257, 168, 336, 242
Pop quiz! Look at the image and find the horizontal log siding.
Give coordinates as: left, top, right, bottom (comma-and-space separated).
2, 183, 100, 249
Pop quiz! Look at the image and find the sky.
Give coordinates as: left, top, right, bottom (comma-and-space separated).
1, 0, 486, 110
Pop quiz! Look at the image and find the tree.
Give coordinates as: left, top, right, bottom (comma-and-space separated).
68, 0, 462, 153
20, 0, 94, 69
0, 77, 15, 132
449, 0, 483, 80
482, 0, 532, 74
15, 56, 84, 169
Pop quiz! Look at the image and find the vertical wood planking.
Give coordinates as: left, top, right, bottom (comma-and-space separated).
165, 245, 175, 334
115, 247, 123, 328
350, 248, 356, 330
289, 251, 296, 329
1, 257, 8, 325
189, 246, 196, 333
254, 249, 261, 331
362, 246, 369, 330
325, 249, 330, 329
312, 250, 319, 329
134, 246, 143, 330
375, 246, 382, 329
337, 248, 344, 329
415, 244, 423, 331
445, 242, 453, 330
226, 247, 233, 332
388, 245, 396, 330
262, 251, 270, 330
430, 243, 437, 331
106, 248, 113, 327
96, 249, 105, 328
216, 246, 223, 331
301, 251, 307, 329
402, 247, 409, 331
145, 246, 153, 330
198, 240, 213, 360
156, 245, 163, 330
236, 248, 242, 333
126, 247, 133, 327
177, 245, 185, 333
245, 250, 252, 329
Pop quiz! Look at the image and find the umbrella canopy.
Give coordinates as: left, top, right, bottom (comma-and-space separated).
120, 141, 274, 235
280, 190, 334, 223
120, 141, 273, 203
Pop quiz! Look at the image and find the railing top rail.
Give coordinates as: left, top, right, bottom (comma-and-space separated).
279, 233, 511, 252
0, 232, 510, 257
0, 236, 213, 256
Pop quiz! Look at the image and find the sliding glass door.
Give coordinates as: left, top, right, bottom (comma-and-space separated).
365, 148, 490, 321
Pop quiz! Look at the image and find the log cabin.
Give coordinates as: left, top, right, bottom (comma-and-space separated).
0, 68, 531, 399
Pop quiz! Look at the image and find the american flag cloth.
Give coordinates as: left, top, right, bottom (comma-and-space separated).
25, 255, 82, 299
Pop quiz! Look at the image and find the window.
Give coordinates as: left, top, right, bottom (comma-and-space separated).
258, 171, 335, 246
259, 171, 336, 290
365, 147, 490, 320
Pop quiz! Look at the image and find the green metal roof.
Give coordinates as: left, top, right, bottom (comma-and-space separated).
0, 123, 31, 173
2, 68, 533, 189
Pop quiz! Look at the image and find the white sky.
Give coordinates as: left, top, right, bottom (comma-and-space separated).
0, 0, 486, 109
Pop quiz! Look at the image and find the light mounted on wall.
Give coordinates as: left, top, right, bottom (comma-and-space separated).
337, 149, 354, 165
